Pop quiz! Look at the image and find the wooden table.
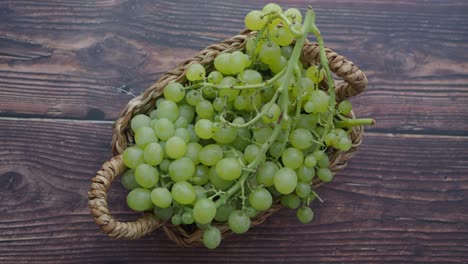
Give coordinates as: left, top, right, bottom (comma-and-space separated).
1, 0, 467, 263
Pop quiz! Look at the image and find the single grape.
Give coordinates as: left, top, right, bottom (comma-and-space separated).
295, 182, 311, 198
196, 100, 214, 119
284, 8, 303, 23
282, 148, 304, 169
179, 104, 196, 123
174, 127, 190, 143
214, 53, 232, 75
338, 100, 352, 115
215, 203, 236, 222
169, 157, 195, 182
212, 125, 237, 144
234, 95, 249, 110
185, 89, 203, 106
164, 82, 185, 103
171, 181, 196, 205
216, 158, 243, 181
262, 3, 282, 14
134, 126, 158, 148
171, 215, 182, 226
259, 42, 281, 65
290, 128, 313, 150
185, 142, 203, 165
194, 119, 214, 139
297, 207, 314, 223
245, 10, 267, 31
202, 227, 222, 249
244, 144, 266, 164
193, 198, 217, 224
268, 141, 284, 158
312, 150, 325, 161
261, 103, 281, 124
306, 65, 325, 83
151, 187, 172, 208
228, 210, 251, 234
317, 154, 329, 168
248, 188, 273, 211
130, 114, 151, 132
165, 136, 187, 159
253, 126, 273, 144
120, 169, 140, 190
229, 51, 247, 74
127, 188, 153, 212
268, 55, 287, 74
186, 63, 206, 81
152, 118, 175, 141
272, 27, 294, 46
135, 163, 159, 188
304, 155, 317, 168
336, 137, 352, 151
219, 77, 240, 102
209, 166, 233, 190
281, 45, 293, 59
193, 185, 207, 202
324, 132, 338, 147
239, 69, 263, 85
295, 114, 318, 130
182, 212, 195, 225
123, 146, 144, 169
207, 71, 223, 84
297, 165, 315, 182
256, 161, 279, 187
280, 194, 301, 209
187, 124, 200, 143
317, 168, 333, 182
199, 144, 224, 166
274, 167, 298, 194
155, 100, 179, 122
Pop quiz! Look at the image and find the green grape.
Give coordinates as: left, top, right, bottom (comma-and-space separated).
281, 45, 293, 59
202, 227, 222, 249
127, 188, 153, 212
274, 167, 298, 194
182, 211, 195, 224
158, 159, 171, 172
155, 98, 165, 107
171, 181, 196, 205
212, 97, 225, 112
120, 169, 140, 190
317, 154, 329, 168
295, 182, 311, 198
193, 185, 207, 202
269, 55, 287, 74
295, 114, 317, 130
193, 198, 217, 224
209, 166, 233, 190
248, 188, 273, 211
154, 206, 173, 221
135, 163, 159, 188
269, 141, 284, 158
297, 165, 315, 182
171, 215, 182, 226
199, 144, 224, 166
259, 42, 281, 65
313, 150, 325, 161
290, 128, 313, 150
243, 207, 258, 218
272, 27, 294, 46
149, 110, 158, 120
308, 90, 330, 113
186, 63, 206, 81
284, 8, 303, 23
317, 168, 333, 182
130, 114, 151, 132
185, 142, 203, 165
333, 128, 349, 139
219, 77, 240, 101
324, 132, 338, 147
174, 127, 190, 143
239, 69, 263, 85
155, 100, 179, 122
232, 127, 251, 151
301, 77, 314, 95
256, 161, 279, 187
151, 187, 172, 208
214, 53, 232, 75
196, 100, 214, 119
212, 126, 237, 144
185, 89, 203, 106
245, 92, 263, 112
187, 125, 200, 143
215, 203, 235, 222
297, 207, 314, 223
174, 117, 188, 129
338, 100, 352, 115
253, 126, 273, 144
244, 144, 266, 164
336, 137, 352, 151
179, 104, 195, 123
194, 119, 214, 139
143, 142, 164, 166
261, 103, 281, 124
164, 82, 185, 103
165, 136, 187, 159
216, 158, 243, 181
234, 95, 248, 110
263, 3, 282, 14
123, 146, 144, 169
229, 51, 247, 74
207, 71, 223, 84
306, 65, 325, 83
280, 194, 301, 209
169, 157, 195, 182
244, 10, 267, 31
228, 210, 251, 234
134, 126, 157, 148
304, 155, 317, 168
282, 148, 304, 169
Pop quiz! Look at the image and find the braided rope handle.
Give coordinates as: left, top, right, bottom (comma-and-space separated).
89, 31, 368, 241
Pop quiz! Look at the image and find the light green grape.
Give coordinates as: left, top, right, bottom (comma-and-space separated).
143, 142, 164, 166
182, 212, 194, 224
244, 10, 267, 31
216, 158, 243, 181
194, 119, 214, 139
274, 167, 298, 194
196, 100, 214, 119
256, 161, 279, 187
295, 181, 311, 198
290, 128, 313, 150
248, 188, 272, 211
239, 69, 263, 85
202, 227, 222, 249
297, 165, 315, 182
272, 27, 294, 46
259, 42, 281, 65
155, 100, 179, 122
171, 181, 196, 205
134, 126, 157, 148
253, 126, 273, 144
135, 163, 159, 188
199, 144, 224, 166
191, 165, 210, 185
164, 82, 185, 103
186, 63, 206, 81
130, 114, 151, 132
263, 3, 282, 14
207, 71, 223, 84
214, 53, 232, 75
123, 146, 144, 169
151, 187, 172, 208
174, 127, 191, 143
185, 142, 202, 165
179, 104, 196, 123
317, 168, 333, 182
185, 90, 203, 106
169, 157, 195, 182
284, 8, 303, 23
127, 188, 153, 212
297, 207, 314, 223
244, 144, 266, 164
228, 210, 251, 234
261, 103, 281, 124
165, 136, 187, 159
209, 166, 233, 190
282, 148, 304, 169
120, 169, 140, 190
193, 198, 217, 224
212, 126, 237, 144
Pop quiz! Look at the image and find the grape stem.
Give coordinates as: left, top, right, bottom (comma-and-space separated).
335, 118, 375, 128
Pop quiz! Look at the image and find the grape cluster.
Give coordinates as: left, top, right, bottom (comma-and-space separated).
120, 3, 373, 249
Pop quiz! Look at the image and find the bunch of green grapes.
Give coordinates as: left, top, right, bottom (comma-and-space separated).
120, 3, 373, 249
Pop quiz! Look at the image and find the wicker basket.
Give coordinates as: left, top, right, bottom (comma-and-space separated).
88, 29, 367, 247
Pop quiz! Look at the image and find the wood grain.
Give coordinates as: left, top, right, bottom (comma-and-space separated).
0, 0, 467, 134
0, 118, 467, 263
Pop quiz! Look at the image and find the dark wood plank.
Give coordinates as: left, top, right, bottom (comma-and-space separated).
0, 0, 468, 134
0, 118, 467, 263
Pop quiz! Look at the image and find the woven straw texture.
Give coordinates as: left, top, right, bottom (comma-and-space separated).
88, 29, 367, 247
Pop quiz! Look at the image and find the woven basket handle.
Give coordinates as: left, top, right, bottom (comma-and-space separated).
301, 42, 368, 102
88, 155, 162, 239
